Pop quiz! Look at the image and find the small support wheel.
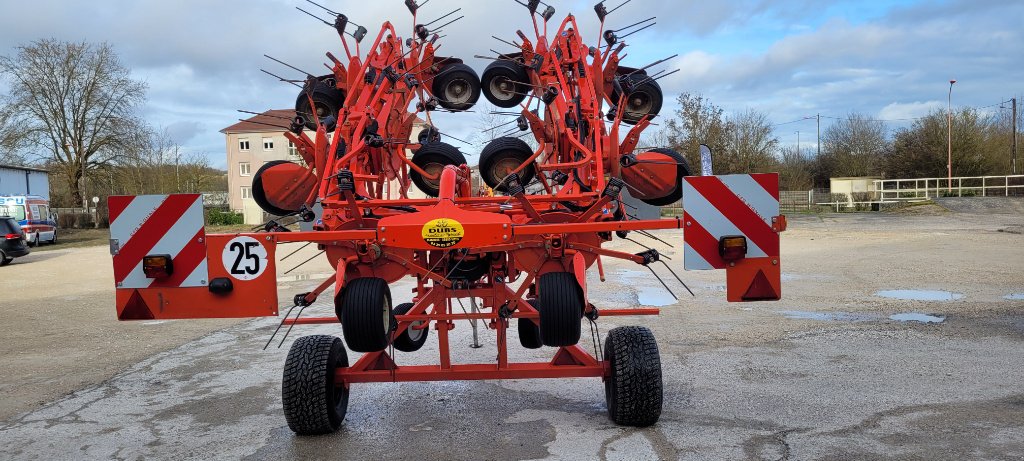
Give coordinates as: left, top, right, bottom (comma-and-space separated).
431, 63, 481, 111
410, 142, 467, 197
517, 299, 542, 349
336, 277, 393, 352
392, 302, 429, 352
604, 326, 663, 427
282, 335, 349, 435
537, 272, 584, 347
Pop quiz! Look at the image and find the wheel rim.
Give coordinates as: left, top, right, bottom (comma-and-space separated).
381, 299, 390, 336
421, 162, 445, 189
444, 77, 471, 104
491, 157, 522, 185
488, 76, 516, 101
407, 321, 425, 342
626, 90, 653, 115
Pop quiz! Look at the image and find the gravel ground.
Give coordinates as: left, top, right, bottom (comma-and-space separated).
0, 208, 1021, 460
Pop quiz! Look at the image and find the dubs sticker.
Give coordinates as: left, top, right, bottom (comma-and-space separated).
421, 218, 465, 248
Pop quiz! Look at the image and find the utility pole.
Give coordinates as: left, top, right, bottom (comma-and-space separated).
816, 113, 820, 157
1013, 97, 1018, 175
796, 131, 800, 157
947, 80, 956, 192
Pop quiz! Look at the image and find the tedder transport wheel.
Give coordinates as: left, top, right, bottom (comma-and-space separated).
431, 63, 481, 111
392, 302, 429, 352
481, 59, 529, 108
336, 277, 393, 353
410, 142, 467, 197
295, 74, 345, 131
537, 272, 584, 347
611, 73, 664, 125
479, 136, 536, 192
518, 299, 543, 349
282, 335, 349, 435
604, 326, 663, 426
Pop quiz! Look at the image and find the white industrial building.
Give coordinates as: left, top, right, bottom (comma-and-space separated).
0, 164, 50, 198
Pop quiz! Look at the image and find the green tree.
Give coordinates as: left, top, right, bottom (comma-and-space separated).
888, 109, 1002, 178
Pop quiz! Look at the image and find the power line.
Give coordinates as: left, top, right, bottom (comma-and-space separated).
770, 99, 1016, 126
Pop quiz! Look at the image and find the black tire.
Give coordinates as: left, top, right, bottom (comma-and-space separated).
479, 137, 536, 192
417, 125, 441, 144
251, 160, 303, 216
537, 272, 584, 347
410, 142, 467, 196
49, 230, 57, 244
29, 232, 39, 247
604, 326, 663, 427
0, 252, 11, 266
611, 74, 664, 125
432, 63, 481, 111
282, 335, 349, 435
336, 277, 393, 353
518, 300, 542, 349
392, 302, 429, 352
295, 75, 345, 130
481, 60, 530, 108
637, 148, 693, 207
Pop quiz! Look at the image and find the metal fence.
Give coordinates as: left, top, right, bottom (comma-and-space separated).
874, 175, 1024, 201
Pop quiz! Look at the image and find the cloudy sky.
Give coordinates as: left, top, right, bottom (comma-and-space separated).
1, 0, 1021, 168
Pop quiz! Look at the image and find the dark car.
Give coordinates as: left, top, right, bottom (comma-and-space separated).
1, 216, 30, 266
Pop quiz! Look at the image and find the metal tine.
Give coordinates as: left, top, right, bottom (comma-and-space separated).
431, 15, 464, 33
264, 54, 311, 76
295, 6, 333, 26
658, 260, 694, 297
482, 118, 520, 133
645, 264, 677, 300
607, 0, 632, 14
280, 242, 313, 261
284, 250, 325, 275
425, 8, 462, 27
260, 69, 303, 88
238, 119, 291, 130
492, 35, 519, 48
264, 302, 300, 350
238, 109, 292, 121
629, 68, 680, 88
305, 0, 339, 15
623, 54, 679, 78
612, 16, 655, 33
619, 22, 655, 39
623, 237, 671, 260
278, 303, 311, 348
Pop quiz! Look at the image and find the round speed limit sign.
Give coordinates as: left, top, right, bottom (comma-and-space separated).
222, 236, 269, 281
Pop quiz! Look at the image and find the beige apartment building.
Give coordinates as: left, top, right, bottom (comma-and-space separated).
222, 110, 440, 216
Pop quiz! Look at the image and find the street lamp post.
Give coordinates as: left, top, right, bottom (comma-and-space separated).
795, 131, 800, 157
947, 79, 956, 193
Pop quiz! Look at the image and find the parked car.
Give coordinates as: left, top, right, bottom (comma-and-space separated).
0, 195, 58, 246
0, 216, 30, 266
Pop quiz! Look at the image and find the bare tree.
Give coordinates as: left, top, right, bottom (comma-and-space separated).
663, 92, 732, 169
815, 113, 888, 183
724, 109, 779, 174
0, 40, 147, 206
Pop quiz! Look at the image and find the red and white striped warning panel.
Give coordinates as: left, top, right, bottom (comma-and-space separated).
109, 194, 208, 289
682, 174, 780, 270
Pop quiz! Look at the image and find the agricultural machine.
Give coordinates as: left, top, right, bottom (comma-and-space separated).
108, 0, 785, 435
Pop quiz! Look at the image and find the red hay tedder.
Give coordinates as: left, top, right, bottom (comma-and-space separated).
108, 0, 786, 435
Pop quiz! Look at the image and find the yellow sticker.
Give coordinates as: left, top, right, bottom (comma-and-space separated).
421, 218, 465, 248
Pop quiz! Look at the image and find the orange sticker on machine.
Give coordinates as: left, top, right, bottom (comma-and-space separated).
421, 218, 464, 248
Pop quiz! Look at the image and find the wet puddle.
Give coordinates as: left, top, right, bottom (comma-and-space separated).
778, 310, 877, 322
637, 289, 677, 307
875, 290, 964, 301
889, 312, 945, 323
776, 310, 947, 324
1004, 293, 1024, 300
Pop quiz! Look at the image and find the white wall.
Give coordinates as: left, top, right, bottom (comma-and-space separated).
0, 167, 50, 199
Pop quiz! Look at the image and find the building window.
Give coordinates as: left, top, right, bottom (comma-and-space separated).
263, 138, 274, 150
239, 139, 250, 151
241, 186, 252, 199
287, 141, 297, 157
239, 162, 251, 176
